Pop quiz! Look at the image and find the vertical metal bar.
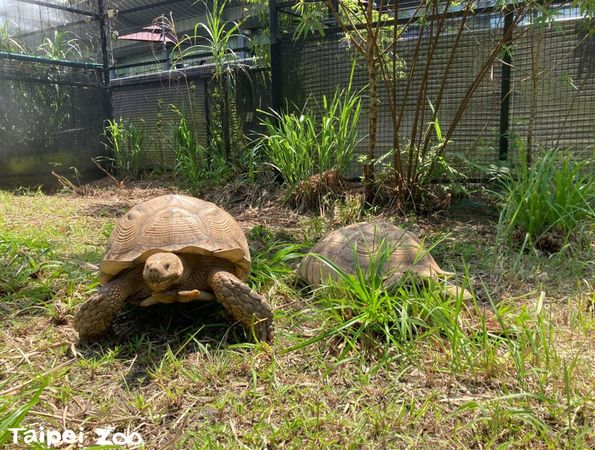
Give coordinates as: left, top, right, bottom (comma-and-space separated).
269, 0, 283, 112
499, 7, 514, 161
161, 15, 171, 71
204, 77, 211, 148
98, 0, 112, 121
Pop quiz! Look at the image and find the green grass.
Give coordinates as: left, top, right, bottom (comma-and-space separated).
0, 186, 592, 448
258, 73, 362, 191
497, 148, 594, 251
102, 118, 145, 179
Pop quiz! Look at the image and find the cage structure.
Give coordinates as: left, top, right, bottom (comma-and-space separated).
271, 0, 595, 179
107, 0, 268, 172
0, 0, 109, 188
0, 1, 593, 187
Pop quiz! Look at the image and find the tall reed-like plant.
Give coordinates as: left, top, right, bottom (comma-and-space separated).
497, 148, 594, 251
171, 105, 206, 189
259, 74, 362, 192
170, 105, 233, 191
324, 0, 550, 209
0, 22, 27, 53
172, 0, 247, 161
103, 119, 144, 179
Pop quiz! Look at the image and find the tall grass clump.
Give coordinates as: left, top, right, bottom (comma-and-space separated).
170, 105, 233, 191
249, 241, 307, 291
171, 0, 247, 162
171, 106, 207, 190
258, 70, 362, 208
497, 148, 594, 252
291, 242, 476, 361
103, 118, 144, 179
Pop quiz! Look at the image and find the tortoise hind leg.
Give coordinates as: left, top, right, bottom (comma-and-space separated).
74, 269, 144, 340
207, 270, 274, 343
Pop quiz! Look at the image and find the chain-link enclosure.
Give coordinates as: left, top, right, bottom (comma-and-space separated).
0, 0, 108, 188
0, 1, 593, 187
276, 1, 594, 179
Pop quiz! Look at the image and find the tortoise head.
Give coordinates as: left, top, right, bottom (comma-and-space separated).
143, 252, 186, 292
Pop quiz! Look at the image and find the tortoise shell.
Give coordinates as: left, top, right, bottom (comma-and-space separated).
299, 222, 451, 287
99, 194, 250, 285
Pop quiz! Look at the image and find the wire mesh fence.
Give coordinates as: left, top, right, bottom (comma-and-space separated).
0, 0, 104, 63
0, 56, 107, 187
111, 69, 210, 170
278, 2, 595, 179
508, 19, 595, 167
0, 0, 107, 188
0, 1, 593, 187
110, 66, 271, 171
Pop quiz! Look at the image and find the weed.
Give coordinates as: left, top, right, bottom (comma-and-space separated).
0, 21, 27, 53
250, 242, 306, 291
258, 68, 362, 207
0, 233, 61, 308
327, 193, 364, 226
37, 31, 82, 61
299, 216, 328, 243
497, 148, 594, 252
0, 381, 47, 446
171, 105, 207, 190
101, 118, 145, 179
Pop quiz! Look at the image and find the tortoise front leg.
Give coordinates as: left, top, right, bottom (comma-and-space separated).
74, 269, 144, 340
139, 289, 216, 306
207, 270, 274, 343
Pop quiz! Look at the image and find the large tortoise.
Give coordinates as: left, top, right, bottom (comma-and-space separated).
74, 194, 274, 342
299, 222, 471, 300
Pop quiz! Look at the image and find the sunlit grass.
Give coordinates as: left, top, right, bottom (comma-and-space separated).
497, 148, 594, 251
0, 188, 592, 448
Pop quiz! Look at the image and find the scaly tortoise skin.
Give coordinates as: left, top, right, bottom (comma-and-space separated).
74, 194, 273, 342
299, 222, 471, 300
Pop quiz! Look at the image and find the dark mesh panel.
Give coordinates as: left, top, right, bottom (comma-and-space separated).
1, 0, 103, 64
111, 70, 209, 169
280, 7, 594, 179
509, 20, 595, 169
0, 58, 107, 188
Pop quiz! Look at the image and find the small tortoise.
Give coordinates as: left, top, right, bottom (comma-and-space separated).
299, 222, 471, 300
74, 194, 273, 342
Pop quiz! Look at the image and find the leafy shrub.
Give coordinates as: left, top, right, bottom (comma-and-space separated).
497, 148, 594, 252
171, 106, 233, 192
102, 119, 144, 179
258, 77, 362, 201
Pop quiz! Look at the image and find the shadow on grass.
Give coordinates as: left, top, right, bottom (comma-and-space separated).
74, 301, 252, 389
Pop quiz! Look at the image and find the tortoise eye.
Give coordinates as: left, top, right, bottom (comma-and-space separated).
165, 264, 170, 270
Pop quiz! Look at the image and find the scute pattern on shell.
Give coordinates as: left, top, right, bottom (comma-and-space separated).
99, 195, 250, 284
299, 222, 448, 287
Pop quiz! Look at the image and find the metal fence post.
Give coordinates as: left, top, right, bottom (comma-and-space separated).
499, 7, 514, 161
269, 0, 283, 112
98, 0, 112, 123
